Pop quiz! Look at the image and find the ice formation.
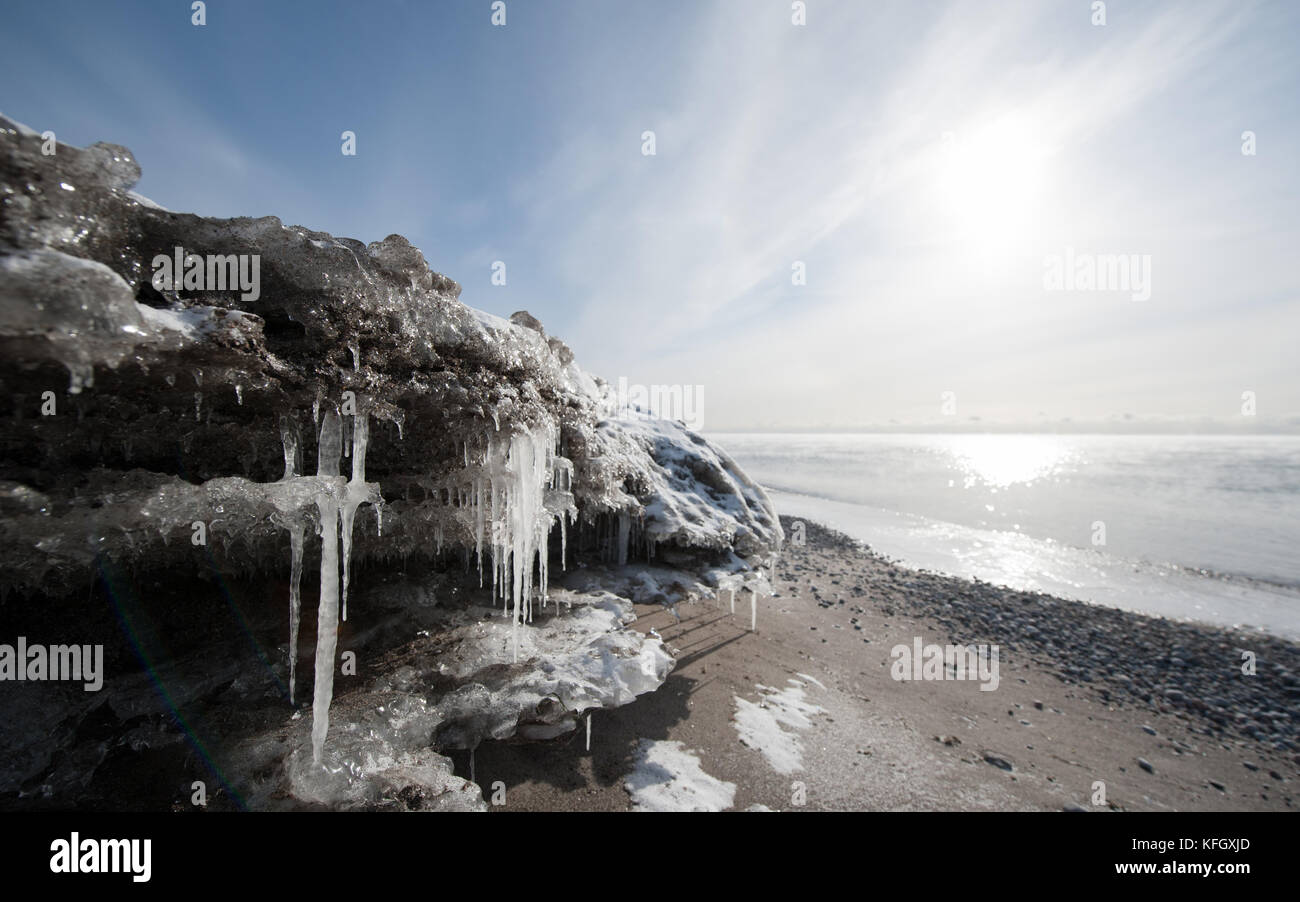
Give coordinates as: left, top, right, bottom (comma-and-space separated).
274, 587, 672, 808
0, 115, 783, 806
258, 407, 383, 761
474, 425, 575, 658
25, 398, 584, 767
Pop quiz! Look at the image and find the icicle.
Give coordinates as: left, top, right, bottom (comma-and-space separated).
288, 522, 304, 704
304, 401, 377, 762
339, 517, 356, 621
278, 418, 306, 704
342, 413, 352, 458
474, 477, 485, 586
318, 410, 341, 476
311, 496, 340, 764
610, 512, 626, 566
751, 589, 757, 631
586, 713, 592, 751
280, 418, 299, 481
491, 480, 501, 607
729, 586, 736, 614
349, 342, 360, 372
339, 414, 370, 623
539, 514, 549, 612
235, 384, 243, 405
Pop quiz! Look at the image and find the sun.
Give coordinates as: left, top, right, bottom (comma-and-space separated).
932, 112, 1049, 255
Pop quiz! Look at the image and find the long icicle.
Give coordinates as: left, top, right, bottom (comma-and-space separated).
309, 410, 343, 763
279, 417, 305, 705
340, 413, 370, 622
288, 522, 304, 705
312, 495, 341, 764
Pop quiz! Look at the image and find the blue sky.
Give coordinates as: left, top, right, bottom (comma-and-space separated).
3, 0, 1298, 430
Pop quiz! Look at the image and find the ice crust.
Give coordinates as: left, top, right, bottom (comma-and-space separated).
271, 587, 671, 808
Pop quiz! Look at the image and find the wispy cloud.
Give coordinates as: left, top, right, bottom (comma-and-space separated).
510, 0, 1296, 429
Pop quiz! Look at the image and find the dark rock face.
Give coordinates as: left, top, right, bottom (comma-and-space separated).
0, 117, 781, 808
0, 115, 781, 595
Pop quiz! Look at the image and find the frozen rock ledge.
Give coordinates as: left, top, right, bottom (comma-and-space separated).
0, 115, 781, 809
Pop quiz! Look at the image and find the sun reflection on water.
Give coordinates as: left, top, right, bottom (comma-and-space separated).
941, 435, 1073, 489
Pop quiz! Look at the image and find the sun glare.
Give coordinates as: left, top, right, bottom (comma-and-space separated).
933, 113, 1049, 254
945, 434, 1071, 489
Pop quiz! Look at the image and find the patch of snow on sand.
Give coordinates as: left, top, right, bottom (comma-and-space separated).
733, 679, 824, 775
796, 672, 827, 691
626, 739, 735, 811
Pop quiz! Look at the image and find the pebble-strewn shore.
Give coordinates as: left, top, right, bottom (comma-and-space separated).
779, 517, 1300, 768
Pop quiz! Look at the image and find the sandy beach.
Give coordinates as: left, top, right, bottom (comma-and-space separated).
469, 517, 1299, 812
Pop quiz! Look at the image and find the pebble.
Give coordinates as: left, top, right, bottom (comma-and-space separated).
983, 754, 1014, 772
